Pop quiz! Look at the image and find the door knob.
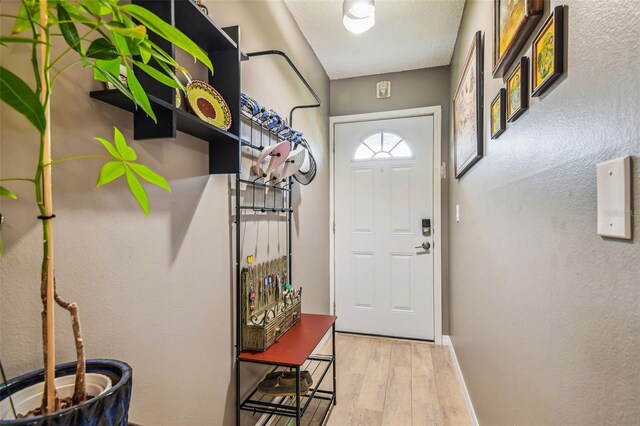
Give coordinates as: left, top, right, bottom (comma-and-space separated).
415, 241, 431, 251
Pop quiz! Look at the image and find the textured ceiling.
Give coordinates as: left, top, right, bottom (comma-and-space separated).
283, 0, 466, 79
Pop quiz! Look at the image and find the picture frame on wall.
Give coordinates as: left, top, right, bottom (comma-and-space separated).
492, 0, 543, 78
491, 88, 506, 139
531, 5, 565, 97
506, 56, 529, 122
453, 31, 483, 179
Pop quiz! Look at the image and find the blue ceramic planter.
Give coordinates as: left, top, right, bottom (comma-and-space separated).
0, 359, 132, 426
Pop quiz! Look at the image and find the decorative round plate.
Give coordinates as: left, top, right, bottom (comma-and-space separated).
186, 80, 232, 131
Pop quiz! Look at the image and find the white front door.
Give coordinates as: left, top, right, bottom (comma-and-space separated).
334, 115, 434, 340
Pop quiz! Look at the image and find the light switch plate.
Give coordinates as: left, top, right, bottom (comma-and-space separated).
596, 156, 632, 239
376, 81, 391, 98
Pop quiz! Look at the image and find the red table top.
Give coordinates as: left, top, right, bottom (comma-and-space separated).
239, 313, 337, 367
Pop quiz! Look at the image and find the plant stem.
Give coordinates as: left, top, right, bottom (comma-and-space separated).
0, 177, 35, 183
0, 14, 46, 29
53, 283, 87, 405
45, 154, 112, 167
51, 58, 85, 85
47, 26, 97, 71
38, 0, 56, 413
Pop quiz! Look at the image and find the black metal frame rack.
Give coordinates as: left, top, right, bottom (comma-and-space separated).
235, 51, 331, 426
239, 354, 335, 423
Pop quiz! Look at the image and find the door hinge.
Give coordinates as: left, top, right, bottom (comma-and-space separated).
333, 221, 336, 234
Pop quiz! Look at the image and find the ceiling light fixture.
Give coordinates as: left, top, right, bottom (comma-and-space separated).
343, 0, 375, 34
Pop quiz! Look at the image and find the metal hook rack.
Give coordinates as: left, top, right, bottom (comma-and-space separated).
235, 49, 324, 426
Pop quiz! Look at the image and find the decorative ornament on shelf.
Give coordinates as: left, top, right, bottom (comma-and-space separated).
195, 0, 208, 15
186, 80, 232, 131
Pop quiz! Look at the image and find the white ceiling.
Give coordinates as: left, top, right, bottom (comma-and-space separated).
283, 0, 466, 80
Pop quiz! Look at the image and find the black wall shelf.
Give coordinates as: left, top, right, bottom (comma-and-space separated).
90, 0, 241, 175
90, 90, 239, 146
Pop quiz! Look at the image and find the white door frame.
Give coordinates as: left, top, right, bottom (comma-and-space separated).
329, 106, 443, 345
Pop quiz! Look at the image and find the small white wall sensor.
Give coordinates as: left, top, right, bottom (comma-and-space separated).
456, 205, 460, 223
376, 81, 391, 98
596, 156, 632, 239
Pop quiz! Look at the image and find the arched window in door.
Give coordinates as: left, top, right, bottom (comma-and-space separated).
353, 130, 413, 160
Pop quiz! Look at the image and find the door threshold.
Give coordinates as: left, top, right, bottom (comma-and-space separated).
336, 330, 434, 343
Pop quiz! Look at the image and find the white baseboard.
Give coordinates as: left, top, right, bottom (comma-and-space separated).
442, 335, 479, 426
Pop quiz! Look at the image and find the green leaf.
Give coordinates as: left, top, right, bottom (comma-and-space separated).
0, 66, 46, 133
133, 60, 182, 90
113, 127, 127, 156
121, 4, 214, 74
82, 0, 111, 17
96, 161, 125, 187
12, 2, 37, 35
111, 127, 136, 161
151, 56, 187, 89
128, 163, 171, 192
122, 147, 137, 161
108, 24, 147, 40
94, 65, 135, 103
112, 32, 130, 56
125, 37, 142, 56
57, 1, 83, 54
0, 186, 18, 199
93, 58, 120, 82
0, 37, 46, 45
125, 63, 156, 122
149, 46, 191, 81
125, 167, 149, 216
139, 44, 151, 64
86, 38, 119, 60
95, 136, 121, 159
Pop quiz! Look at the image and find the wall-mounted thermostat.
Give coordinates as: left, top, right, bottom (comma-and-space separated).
596, 156, 632, 239
376, 81, 391, 98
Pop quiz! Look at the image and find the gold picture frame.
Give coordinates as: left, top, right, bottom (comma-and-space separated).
493, 0, 543, 78
531, 6, 565, 97
506, 56, 529, 122
491, 88, 506, 139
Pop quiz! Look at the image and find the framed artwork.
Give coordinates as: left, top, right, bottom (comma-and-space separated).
453, 31, 483, 179
506, 56, 529, 122
492, 0, 543, 78
491, 88, 506, 139
531, 5, 565, 97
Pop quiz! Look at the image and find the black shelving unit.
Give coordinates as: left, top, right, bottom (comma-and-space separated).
90, 0, 241, 174
235, 51, 327, 426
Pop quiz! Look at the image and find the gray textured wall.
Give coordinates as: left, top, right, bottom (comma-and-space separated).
449, 1, 640, 424
0, 1, 329, 425
330, 67, 452, 333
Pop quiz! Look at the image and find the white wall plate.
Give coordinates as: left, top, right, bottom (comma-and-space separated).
596, 156, 632, 239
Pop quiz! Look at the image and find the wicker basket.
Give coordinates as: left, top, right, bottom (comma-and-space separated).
241, 258, 301, 352
242, 290, 301, 352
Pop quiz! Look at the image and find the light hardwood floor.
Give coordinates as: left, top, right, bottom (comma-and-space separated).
325, 333, 470, 426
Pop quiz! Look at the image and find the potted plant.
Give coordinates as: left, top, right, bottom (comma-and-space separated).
0, 0, 212, 423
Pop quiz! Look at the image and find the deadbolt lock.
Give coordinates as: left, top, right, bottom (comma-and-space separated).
422, 219, 431, 236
